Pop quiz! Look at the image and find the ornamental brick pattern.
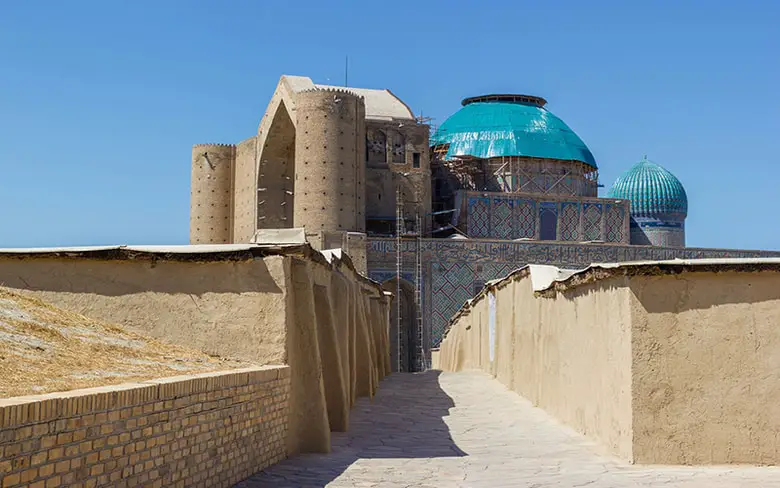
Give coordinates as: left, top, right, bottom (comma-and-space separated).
0, 366, 290, 488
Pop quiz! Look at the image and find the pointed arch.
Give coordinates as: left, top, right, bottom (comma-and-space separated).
381, 277, 419, 372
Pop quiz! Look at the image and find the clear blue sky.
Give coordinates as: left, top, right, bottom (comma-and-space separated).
1, 1, 778, 250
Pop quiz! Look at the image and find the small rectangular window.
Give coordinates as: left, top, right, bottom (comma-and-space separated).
412, 152, 421, 168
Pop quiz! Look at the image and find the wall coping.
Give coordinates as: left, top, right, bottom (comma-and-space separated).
0, 366, 290, 426
367, 236, 780, 254
0, 242, 386, 298
442, 258, 780, 341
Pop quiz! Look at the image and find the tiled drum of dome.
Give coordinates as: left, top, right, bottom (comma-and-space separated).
467, 197, 490, 238
560, 202, 580, 241
515, 199, 536, 238
582, 203, 602, 241
605, 204, 625, 242
491, 198, 514, 239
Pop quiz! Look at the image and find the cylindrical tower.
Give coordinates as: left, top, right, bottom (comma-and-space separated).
190, 144, 235, 244
608, 157, 688, 247
293, 89, 366, 233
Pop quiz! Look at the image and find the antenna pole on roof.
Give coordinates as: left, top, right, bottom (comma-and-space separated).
345, 55, 349, 87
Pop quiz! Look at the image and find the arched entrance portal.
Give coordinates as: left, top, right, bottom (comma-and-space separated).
381, 278, 418, 373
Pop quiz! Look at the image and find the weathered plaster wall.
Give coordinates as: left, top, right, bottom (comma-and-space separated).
630, 272, 780, 464
0, 248, 390, 457
438, 272, 634, 459
439, 265, 780, 465
0, 256, 289, 364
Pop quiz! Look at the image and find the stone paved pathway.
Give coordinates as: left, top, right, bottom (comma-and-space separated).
237, 371, 780, 487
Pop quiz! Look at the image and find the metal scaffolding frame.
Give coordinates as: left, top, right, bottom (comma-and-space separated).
394, 177, 425, 372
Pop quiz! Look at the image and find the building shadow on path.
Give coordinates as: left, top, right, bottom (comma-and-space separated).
235, 370, 466, 488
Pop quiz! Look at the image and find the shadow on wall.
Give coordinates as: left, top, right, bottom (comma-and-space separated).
236, 371, 466, 488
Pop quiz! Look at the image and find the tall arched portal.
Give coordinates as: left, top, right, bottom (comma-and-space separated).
256, 100, 295, 229
382, 278, 418, 372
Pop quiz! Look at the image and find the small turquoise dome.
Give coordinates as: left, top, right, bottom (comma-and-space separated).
431, 94, 597, 169
608, 158, 688, 218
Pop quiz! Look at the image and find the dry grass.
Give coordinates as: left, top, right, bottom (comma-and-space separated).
0, 287, 249, 398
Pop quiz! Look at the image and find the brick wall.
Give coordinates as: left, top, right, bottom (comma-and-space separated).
0, 366, 290, 488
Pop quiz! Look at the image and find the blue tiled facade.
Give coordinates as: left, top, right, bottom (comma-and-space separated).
458, 191, 630, 244
367, 238, 780, 349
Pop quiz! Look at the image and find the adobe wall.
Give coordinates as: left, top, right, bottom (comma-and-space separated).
438, 272, 634, 459
439, 264, 780, 465
629, 271, 780, 464
0, 256, 289, 365
0, 366, 289, 488
0, 247, 390, 457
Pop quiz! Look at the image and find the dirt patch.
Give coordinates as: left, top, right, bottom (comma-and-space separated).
0, 287, 250, 398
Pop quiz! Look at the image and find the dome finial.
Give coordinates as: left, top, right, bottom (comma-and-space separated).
643, 154, 648, 161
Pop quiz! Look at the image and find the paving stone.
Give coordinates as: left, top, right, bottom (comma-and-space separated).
236, 371, 780, 487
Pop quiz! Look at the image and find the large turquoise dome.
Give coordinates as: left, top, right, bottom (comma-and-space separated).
608, 158, 688, 218
430, 94, 597, 169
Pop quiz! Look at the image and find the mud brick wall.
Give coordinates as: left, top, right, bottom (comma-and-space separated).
0, 366, 290, 488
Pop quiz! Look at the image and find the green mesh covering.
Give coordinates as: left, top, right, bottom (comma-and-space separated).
431, 98, 597, 169
608, 158, 688, 218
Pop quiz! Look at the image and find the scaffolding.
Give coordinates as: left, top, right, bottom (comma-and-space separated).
394, 178, 425, 372
431, 149, 601, 202
394, 184, 403, 372
414, 208, 424, 371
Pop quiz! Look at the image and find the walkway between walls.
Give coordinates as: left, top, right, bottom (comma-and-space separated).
236, 371, 780, 488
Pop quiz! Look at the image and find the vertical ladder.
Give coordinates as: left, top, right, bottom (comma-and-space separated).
415, 209, 424, 371
395, 184, 403, 372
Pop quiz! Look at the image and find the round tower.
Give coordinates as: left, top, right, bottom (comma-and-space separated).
293, 89, 366, 233
608, 157, 688, 247
190, 144, 235, 244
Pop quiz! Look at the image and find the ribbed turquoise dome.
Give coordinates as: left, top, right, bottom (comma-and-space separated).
430, 94, 597, 169
608, 158, 688, 218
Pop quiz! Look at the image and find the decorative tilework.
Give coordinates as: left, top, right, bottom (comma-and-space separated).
560, 202, 579, 241
582, 203, 602, 241
431, 261, 475, 344
370, 270, 415, 286
467, 197, 490, 238
367, 238, 780, 348
491, 198, 514, 239
605, 204, 625, 243
515, 199, 536, 238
